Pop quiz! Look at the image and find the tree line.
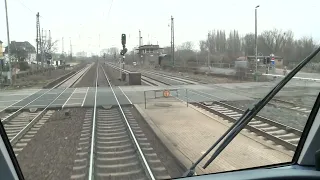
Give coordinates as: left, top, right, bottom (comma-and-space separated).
164, 28, 319, 68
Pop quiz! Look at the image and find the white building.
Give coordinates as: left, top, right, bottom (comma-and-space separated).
4, 41, 36, 65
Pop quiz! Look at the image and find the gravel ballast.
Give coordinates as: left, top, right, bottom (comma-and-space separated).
75, 63, 97, 88
17, 108, 86, 180
102, 63, 128, 86
226, 100, 309, 131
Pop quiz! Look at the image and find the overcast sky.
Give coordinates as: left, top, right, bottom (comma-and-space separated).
1, 0, 320, 55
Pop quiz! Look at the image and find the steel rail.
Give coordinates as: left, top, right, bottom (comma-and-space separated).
100, 64, 155, 180
1, 65, 90, 123
7, 65, 92, 144
88, 63, 99, 180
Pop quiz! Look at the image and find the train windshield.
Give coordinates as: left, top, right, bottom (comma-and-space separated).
0, 0, 319, 179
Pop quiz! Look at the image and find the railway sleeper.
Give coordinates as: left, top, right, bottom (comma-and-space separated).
276, 133, 299, 140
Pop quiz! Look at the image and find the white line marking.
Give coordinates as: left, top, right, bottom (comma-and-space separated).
0, 100, 19, 103
0, 89, 42, 113
68, 97, 85, 100
118, 86, 132, 105
0, 94, 33, 96
61, 103, 82, 107
24, 105, 54, 107
71, 92, 87, 94
62, 88, 77, 109
81, 87, 90, 107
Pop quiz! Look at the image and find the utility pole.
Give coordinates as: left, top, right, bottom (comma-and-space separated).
36, 12, 41, 70
4, 0, 12, 85
69, 38, 72, 61
255, 5, 260, 73
49, 30, 52, 73
41, 28, 44, 68
139, 30, 141, 47
171, 16, 175, 67
207, 33, 210, 67
139, 30, 141, 64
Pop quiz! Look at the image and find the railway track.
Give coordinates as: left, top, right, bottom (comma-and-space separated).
105, 63, 308, 154
0, 64, 93, 156
193, 101, 302, 151
270, 98, 312, 114
70, 63, 170, 180
104, 62, 167, 86
115, 67, 304, 152
137, 68, 313, 115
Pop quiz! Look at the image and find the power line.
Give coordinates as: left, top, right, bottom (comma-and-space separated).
15, 0, 44, 18
106, 0, 114, 20
98, 0, 113, 53
15, 0, 35, 15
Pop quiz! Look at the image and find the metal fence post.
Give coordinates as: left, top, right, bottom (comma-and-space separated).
144, 91, 146, 109
186, 89, 188, 107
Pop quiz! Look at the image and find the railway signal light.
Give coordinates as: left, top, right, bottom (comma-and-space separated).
120, 48, 128, 56
263, 57, 267, 64
267, 57, 271, 64
121, 34, 126, 46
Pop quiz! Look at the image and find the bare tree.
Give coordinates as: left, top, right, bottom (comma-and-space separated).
195, 28, 319, 68
199, 40, 207, 52
242, 33, 255, 56
179, 41, 194, 50
43, 40, 58, 54
258, 29, 293, 55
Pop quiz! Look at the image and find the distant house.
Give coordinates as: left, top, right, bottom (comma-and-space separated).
4, 41, 36, 64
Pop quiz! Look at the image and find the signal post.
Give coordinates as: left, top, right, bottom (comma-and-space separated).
119, 34, 128, 81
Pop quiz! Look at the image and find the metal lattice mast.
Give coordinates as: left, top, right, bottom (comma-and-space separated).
171, 16, 175, 67
36, 12, 40, 69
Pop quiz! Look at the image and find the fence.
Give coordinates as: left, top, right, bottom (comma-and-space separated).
143, 88, 189, 109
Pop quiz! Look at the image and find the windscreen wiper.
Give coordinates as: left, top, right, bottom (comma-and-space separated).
183, 46, 320, 177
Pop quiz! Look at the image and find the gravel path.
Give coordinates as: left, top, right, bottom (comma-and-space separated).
17, 108, 86, 180
226, 100, 309, 131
